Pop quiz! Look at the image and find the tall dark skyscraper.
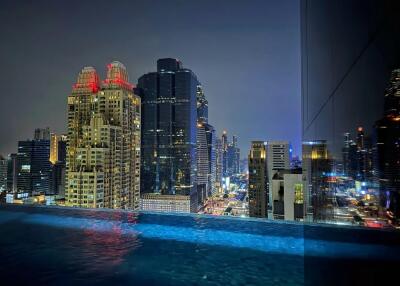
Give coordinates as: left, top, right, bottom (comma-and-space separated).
248, 141, 267, 218
17, 138, 51, 195
6, 153, 17, 193
375, 69, 400, 220
0, 155, 7, 192
138, 58, 199, 212
196, 85, 208, 124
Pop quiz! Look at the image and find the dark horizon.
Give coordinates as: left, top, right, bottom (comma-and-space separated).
0, 0, 301, 158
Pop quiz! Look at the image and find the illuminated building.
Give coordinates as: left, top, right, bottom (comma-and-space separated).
375, 68, 400, 220
196, 84, 217, 198
140, 193, 191, 213
302, 141, 333, 222
221, 130, 228, 177
197, 123, 209, 205
343, 127, 374, 183
137, 58, 198, 212
6, 153, 17, 193
248, 141, 267, 218
49, 134, 67, 196
227, 135, 240, 176
0, 155, 7, 192
196, 84, 208, 124
205, 124, 217, 195
342, 133, 351, 176
17, 138, 51, 195
66, 62, 141, 209
50, 134, 67, 164
215, 138, 223, 190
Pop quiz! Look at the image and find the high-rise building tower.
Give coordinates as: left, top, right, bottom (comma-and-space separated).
17, 139, 51, 194
226, 135, 240, 176
342, 133, 351, 176
196, 85, 208, 124
375, 68, 400, 219
197, 123, 209, 205
221, 130, 228, 177
196, 83, 217, 202
248, 141, 267, 218
137, 58, 198, 212
205, 124, 217, 195
302, 141, 333, 222
6, 153, 17, 193
0, 155, 7, 192
215, 138, 223, 191
66, 62, 141, 209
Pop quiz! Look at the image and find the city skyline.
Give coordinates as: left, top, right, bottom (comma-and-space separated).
0, 0, 301, 157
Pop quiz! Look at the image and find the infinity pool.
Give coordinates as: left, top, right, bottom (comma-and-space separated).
0, 205, 399, 285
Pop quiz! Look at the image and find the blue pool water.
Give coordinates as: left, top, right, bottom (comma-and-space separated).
1, 205, 400, 285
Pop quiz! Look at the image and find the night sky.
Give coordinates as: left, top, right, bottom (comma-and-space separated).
0, 0, 300, 158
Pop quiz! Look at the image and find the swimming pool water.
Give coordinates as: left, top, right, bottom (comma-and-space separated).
0, 205, 399, 285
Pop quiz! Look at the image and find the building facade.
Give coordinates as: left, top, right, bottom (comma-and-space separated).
66, 62, 141, 209
0, 155, 7, 192
137, 58, 198, 212
17, 139, 51, 195
248, 141, 267, 218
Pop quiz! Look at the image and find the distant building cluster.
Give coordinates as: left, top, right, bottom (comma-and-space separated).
0, 58, 243, 215
0, 57, 398, 229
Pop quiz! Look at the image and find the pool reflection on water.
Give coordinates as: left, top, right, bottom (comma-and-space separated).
0, 205, 399, 286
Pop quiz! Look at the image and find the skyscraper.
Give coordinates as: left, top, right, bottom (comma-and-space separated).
6, 153, 17, 193
302, 141, 332, 222
196, 84, 208, 124
17, 139, 51, 195
342, 133, 351, 176
205, 124, 217, 195
195, 83, 217, 202
221, 130, 228, 177
248, 141, 267, 218
197, 123, 209, 205
375, 68, 400, 220
137, 58, 198, 212
0, 155, 7, 192
227, 135, 240, 176
66, 62, 141, 209
233, 135, 240, 174
215, 138, 223, 191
